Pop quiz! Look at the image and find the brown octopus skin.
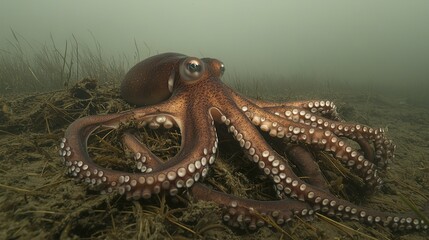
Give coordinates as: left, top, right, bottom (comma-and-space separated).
59, 53, 428, 231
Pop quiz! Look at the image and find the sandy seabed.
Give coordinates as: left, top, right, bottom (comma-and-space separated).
0, 79, 428, 240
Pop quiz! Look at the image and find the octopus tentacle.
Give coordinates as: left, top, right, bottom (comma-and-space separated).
232, 97, 381, 188
230, 88, 393, 166
219, 104, 426, 230
285, 144, 329, 190
228, 88, 391, 168
241, 96, 341, 120
355, 137, 376, 162
190, 183, 314, 230
266, 102, 340, 121
60, 102, 219, 200
262, 105, 394, 168
122, 131, 163, 173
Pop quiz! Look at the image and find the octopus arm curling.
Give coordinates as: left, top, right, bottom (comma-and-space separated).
231, 90, 393, 165
260, 105, 391, 166
230, 92, 387, 186
241, 96, 394, 168
61, 101, 218, 200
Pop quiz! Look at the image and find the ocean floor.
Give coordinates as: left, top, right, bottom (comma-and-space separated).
0, 79, 428, 240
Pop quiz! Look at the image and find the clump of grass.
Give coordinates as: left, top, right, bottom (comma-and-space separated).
0, 29, 130, 94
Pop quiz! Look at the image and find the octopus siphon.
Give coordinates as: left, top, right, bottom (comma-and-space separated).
59, 52, 428, 231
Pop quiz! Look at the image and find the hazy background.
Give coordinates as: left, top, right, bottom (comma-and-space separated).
1, 0, 428, 98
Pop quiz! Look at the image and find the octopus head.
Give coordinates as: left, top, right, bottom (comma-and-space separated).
120, 53, 225, 106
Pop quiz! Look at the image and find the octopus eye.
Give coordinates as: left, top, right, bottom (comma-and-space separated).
180, 58, 204, 81
187, 61, 202, 73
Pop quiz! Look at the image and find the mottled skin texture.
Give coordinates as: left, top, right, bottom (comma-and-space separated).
59, 53, 427, 231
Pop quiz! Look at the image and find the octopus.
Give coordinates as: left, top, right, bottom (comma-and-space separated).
59, 52, 428, 231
